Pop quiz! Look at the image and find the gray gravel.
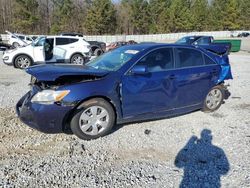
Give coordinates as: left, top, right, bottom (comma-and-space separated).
0, 52, 250, 187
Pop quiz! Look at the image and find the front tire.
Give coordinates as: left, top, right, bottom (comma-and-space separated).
70, 98, 115, 140
14, 55, 32, 69
203, 85, 225, 112
70, 54, 85, 65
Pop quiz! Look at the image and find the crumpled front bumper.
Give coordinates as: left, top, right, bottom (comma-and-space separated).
16, 91, 73, 134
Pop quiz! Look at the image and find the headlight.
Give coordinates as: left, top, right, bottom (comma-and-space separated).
3, 56, 9, 60
31, 90, 70, 104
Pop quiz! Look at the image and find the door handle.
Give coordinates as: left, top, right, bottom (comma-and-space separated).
169, 75, 176, 80
211, 69, 218, 75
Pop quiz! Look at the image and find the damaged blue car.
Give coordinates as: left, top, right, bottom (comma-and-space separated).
16, 43, 232, 140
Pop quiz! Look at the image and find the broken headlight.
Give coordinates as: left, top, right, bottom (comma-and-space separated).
31, 90, 70, 104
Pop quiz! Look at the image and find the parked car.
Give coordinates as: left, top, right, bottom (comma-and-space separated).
6, 31, 33, 48
60, 32, 106, 56
0, 42, 13, 52
0, 34, 12, 51
106, 40, 137, 52
176, 36, 231, 55
16, 43, 232, 140
237, 32, 250, 37
3, 35, 91, 69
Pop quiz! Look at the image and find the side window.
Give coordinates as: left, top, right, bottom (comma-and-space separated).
175, 48, 204, 68
26, 37, 32, 41
35, 38, 45, 46
56, 38, 78, 45
18, 35, 25, 40
69, 38, 79, 43
56, 38, 70, 45
204, 55, 216, 65
196, 37, 210, 45
137, 48, 174, 72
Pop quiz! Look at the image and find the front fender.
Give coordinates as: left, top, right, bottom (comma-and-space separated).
58, 77, 123, 121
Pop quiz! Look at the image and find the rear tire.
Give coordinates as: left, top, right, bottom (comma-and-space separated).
70, 54, 85, 65
70, 98, 115, 140
94, 48, 103, 56
203, 85, 225, 112
14, 55, 32, 69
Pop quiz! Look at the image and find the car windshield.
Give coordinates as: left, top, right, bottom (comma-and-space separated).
176, 36, 197, 44
86, 46, 142, 71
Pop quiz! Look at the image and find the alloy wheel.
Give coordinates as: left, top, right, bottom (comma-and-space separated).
17, 56, 31, 68
72, 55, 84, 64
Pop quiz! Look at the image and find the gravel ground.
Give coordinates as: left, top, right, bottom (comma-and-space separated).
0, 52, 250, 187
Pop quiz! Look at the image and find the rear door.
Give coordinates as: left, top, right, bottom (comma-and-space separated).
173, 47, 221, 108
54, 37, 68, 62
54, 37, 79, 62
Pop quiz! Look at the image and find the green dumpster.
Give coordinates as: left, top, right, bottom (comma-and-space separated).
214, 39, 242, 52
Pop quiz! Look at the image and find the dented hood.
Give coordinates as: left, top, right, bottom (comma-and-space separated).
26, 64, 109, 81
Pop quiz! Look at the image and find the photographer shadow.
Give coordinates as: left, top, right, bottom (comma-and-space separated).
175, 129, 230, 188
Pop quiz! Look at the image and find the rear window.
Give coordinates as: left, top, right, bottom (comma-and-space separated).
18, 35, 25, 40
204, 55, 216, 65
12, 35, 25, 40
196, 37, 211, 45
175, 48, 204, 68
26, 37, 32, 41
56, 38, 78, 45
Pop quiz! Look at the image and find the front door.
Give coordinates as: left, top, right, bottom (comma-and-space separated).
121, 48, 177, 118
33, 37, 45, 63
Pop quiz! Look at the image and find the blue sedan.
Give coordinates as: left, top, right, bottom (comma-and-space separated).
16, 44, 232, 140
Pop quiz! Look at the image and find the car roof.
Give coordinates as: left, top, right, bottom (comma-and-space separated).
183, 35, 213, 39
47, 35, 83, 39
127, 43, 200, 50
60, 32, 83, 35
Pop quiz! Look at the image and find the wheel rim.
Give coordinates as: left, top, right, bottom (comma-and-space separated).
205, 89, 222, 110
95, 49, 102, 56
72, 55, 84, 64
17, 57, 30, 68
79, 106, 109, 136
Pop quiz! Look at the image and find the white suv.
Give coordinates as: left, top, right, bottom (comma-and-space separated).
3, 36, 91, 69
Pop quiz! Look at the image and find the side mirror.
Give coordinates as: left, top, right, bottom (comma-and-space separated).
193, 42, 198, 45
130, 65, 148, 75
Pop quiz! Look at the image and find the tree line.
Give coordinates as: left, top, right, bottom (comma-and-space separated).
0, 0, 249, 35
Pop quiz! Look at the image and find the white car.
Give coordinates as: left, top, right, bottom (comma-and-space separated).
3, 36, 91, 69
6, 31, 33, 47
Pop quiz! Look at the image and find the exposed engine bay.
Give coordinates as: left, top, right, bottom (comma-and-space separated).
30, 75, 104, 90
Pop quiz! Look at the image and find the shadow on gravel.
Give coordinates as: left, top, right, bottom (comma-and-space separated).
175, 129, 230, 188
